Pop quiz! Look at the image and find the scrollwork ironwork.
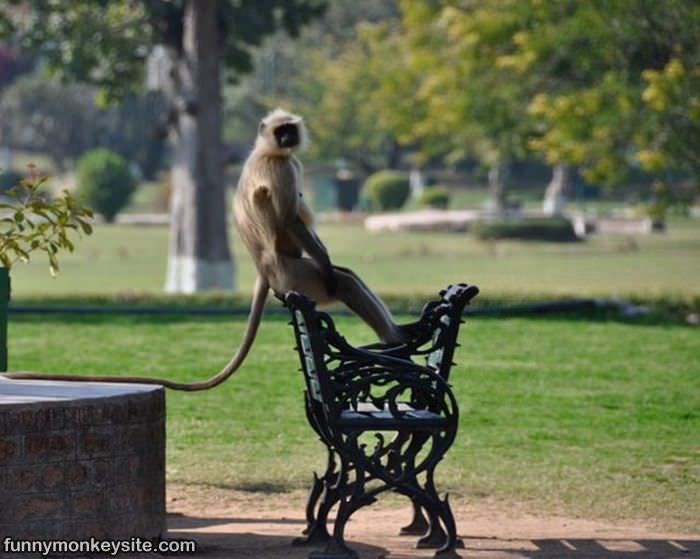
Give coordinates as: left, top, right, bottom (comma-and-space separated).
285, 283, 478, 559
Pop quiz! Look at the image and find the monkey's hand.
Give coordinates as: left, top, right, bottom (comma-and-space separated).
322, 266, 338, 297
287, 216, 338, 297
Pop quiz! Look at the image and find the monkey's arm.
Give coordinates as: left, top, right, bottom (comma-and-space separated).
295, 196, 331, 255
287, 217, 338, 295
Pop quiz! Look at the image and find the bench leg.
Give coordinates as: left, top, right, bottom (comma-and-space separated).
295, 450, 337, 546
412, 471, 462, 558
387, 433, 431, 537
301, 472, 324, 534
400, 496, 430, 536
310, 454, 376, 559
417, 512, 448, 549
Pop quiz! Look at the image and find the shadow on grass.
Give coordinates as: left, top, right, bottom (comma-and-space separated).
6, 311, 292, 326
7, 307, 697, 330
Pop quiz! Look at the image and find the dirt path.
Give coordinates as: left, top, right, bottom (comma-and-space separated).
163, 483, 699, 558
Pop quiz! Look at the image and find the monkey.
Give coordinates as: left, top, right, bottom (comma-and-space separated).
2, 108, 404, 391
233, 108, 405, 344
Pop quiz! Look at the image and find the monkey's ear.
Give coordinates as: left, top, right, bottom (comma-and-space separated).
259, 121, 266, 134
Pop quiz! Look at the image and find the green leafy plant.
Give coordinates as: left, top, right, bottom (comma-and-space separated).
362, 170, 410, 211
419, 186, 451, 209
0, 168, 93, 275
76, 148, 136, 223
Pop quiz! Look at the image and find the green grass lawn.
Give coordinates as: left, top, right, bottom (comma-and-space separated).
7, 312, 699, 531
8, 218, 700, 300
4, 205, 699, 530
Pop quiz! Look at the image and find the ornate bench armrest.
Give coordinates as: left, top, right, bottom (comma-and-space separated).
330, 339, 435, 375
332, 363, 458, 424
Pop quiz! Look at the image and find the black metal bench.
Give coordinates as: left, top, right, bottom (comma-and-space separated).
284, 283, 479, 559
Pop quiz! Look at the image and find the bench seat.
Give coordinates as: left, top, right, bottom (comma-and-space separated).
337, 408, 449, 430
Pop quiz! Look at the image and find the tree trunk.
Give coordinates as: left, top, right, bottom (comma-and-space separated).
488, 160, 508, 215
409, 168, 425, 199
542, 163, 571, 216
165, 0, 234, 293
385, 137, 402, 170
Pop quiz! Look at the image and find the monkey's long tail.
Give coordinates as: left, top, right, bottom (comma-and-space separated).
1, 276, 270, 391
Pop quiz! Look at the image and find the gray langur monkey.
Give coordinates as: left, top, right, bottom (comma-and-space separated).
2, 109, 404, 391
234, 108, 404, 344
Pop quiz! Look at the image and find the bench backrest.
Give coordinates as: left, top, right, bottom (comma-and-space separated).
292, 308, 327, 404
286, 293, 337, 435
423, 284, 478, 380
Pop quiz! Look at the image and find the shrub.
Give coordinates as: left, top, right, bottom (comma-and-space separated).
0, 170, 24, 194
419, 186, 451, 209
362, 170, 410, 211
472, 217, 580, 242
76, 149, 136, 222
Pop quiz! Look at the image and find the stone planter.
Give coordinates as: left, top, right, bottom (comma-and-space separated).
0, 268, 167, 545
0, 380, 166, 545
0, 267, 8, 372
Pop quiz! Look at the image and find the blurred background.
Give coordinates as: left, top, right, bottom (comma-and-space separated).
0, 0, 698, 308
1, 1, 698, 526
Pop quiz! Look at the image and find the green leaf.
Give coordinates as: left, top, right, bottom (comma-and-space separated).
79, 220, 94, 235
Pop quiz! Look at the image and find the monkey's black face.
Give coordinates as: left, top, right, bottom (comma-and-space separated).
274, 123, 300, 148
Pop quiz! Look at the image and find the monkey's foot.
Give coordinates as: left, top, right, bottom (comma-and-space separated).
397, 321, 427, 343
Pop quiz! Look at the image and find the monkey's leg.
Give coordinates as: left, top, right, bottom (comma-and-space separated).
332, 266, 404, 344
334, 265, 425, 343
332, 265, 396, 320
277, 258, 403, 344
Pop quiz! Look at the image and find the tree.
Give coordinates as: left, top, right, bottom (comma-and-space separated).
240, 1, 410, 174
0, 0, 326, 293
636, 52, 700, 180
295, 29, 411, 173
94, 91, 168, 181
0, 73, 98, 171
0, 42, 32, 89
500, 0, 700, 194
396, 0, 700, 213
396, 0, 535, 214
222, 0, 400, 154
0, 72, 166, 176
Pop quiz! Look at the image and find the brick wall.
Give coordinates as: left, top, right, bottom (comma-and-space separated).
0, 385, 165, 544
